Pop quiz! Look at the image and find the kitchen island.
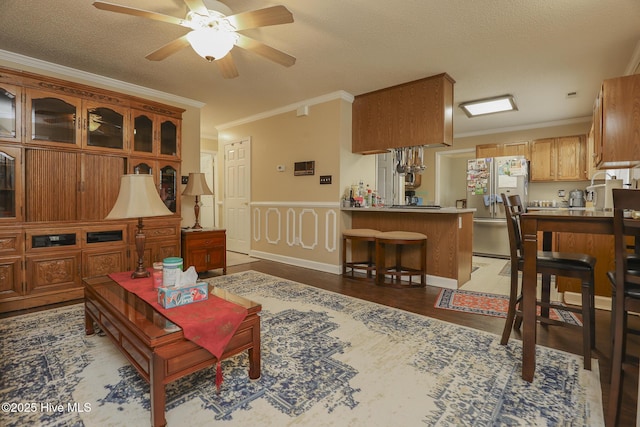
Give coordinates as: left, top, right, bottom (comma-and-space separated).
343, 206, 475, 288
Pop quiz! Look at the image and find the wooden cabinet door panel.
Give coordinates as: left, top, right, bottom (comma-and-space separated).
530, 138, 555, 181
207, 246, 226, 269
83, 248, 126, 277
556, 136, 585, 180
556, 232, 614, 297
25, 149, 79, 221
0, 256, 23, 300
81, 153, 126, 220
187, 247, 209, 272
602, 74, 640, 166
25, 251, 81, 295
0, 84, 22, 143
0, 146, 23, 223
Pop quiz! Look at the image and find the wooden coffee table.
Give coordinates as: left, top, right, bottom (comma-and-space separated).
83, 276, 261, 427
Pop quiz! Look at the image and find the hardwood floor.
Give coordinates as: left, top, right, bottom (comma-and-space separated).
3, 258, 637, 425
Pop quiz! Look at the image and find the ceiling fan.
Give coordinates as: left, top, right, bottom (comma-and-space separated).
92, 0, 296, 78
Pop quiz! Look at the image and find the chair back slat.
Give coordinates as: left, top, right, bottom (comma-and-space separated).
612, 189, 640, 287
501, 193, 525, 261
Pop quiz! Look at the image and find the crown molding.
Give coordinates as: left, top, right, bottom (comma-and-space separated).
0, 49, 205, 108
454, 116, 592, 139
216, 90, 355, 130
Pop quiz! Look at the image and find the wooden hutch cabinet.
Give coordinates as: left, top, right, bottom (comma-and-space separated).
0, 66, 184, 313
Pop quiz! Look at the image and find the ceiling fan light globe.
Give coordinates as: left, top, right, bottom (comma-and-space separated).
187, 28, 237, 61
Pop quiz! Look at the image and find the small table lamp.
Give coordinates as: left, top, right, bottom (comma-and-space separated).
182, 172, 213, 230
106, 174, 172, 278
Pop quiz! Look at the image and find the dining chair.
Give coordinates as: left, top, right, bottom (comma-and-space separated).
606, 188, 640, 426
499, 193, 596, 370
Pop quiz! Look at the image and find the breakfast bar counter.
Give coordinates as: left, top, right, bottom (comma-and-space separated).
343, 207, 475, 288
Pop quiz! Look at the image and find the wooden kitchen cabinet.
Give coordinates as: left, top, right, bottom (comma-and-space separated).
352, 73, 455, 154
556, 232, 614, 297
475, 141, 529, 159
594, 74, 640, 168
181, 229, 227, 274
530, 135, 586, 181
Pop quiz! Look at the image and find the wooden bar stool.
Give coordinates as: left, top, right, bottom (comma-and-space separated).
375, 231, 427, 288
342, 228, 380, 281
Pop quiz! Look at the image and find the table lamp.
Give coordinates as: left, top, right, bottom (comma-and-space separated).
106, 174, 172, 278
182, 172, 213, 230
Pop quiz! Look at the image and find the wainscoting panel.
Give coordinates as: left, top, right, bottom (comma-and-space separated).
251, 202, 341, 271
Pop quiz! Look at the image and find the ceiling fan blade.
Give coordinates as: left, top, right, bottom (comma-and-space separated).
145, 35, 191, 61
183, 0, 209, 16
216, 54, 239, 79
93, 1, 186, 26
235, 34, 296, 67
226, 5, 293, 31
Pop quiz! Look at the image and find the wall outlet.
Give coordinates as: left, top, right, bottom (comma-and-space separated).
558, 189, 565, 197
320, 175, 332, 184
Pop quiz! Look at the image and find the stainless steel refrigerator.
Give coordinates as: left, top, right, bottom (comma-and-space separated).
466, 156, 528, 257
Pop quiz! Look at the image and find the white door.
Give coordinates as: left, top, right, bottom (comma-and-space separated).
224, 138, 251, 253
199, 152, 215, 229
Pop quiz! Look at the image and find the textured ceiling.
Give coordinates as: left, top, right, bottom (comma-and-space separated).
1, 0, 639, 139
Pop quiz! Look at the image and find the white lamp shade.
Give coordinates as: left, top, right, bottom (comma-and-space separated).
182, 172, 213, 196
106, 174, 172, 219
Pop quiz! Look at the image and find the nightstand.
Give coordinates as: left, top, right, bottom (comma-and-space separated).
181, 228, 226, 274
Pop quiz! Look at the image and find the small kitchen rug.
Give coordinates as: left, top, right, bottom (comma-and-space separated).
434, 288, 582, 326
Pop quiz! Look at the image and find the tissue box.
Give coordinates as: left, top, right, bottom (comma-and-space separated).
157, 282, 209, 308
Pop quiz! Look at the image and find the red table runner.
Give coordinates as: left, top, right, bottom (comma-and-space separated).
108, 270, 248, 389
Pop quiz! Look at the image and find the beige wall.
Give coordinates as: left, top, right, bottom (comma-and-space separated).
217, 97, 366, 272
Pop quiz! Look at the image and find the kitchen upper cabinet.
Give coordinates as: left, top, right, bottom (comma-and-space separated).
594, 74, 640, 168
352, 73, 455, 154
530, 135, 586, 181
0, 84, 22, 143
475, 141, 529, 159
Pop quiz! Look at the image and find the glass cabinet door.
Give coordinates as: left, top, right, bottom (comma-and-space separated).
0, 146, 22, 221
85, 104, 125, 150
26, 90, 82, 147
159, 117, 180, 157
133, 112, 154, 154
0, 84, 22, 143
159, 163, 178, 213
132, 161, 153, 176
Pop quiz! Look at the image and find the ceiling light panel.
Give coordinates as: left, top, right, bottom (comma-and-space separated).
459, 95, 518, 118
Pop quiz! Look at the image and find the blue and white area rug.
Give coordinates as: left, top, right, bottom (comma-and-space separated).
0, 271, 604, 426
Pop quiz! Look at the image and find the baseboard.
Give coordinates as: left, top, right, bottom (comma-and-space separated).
249, 250, 341, 274
249, 250, 460, 288
564, 291, 611, 311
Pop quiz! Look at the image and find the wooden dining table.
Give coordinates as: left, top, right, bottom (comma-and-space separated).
520, 209, 613, 382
